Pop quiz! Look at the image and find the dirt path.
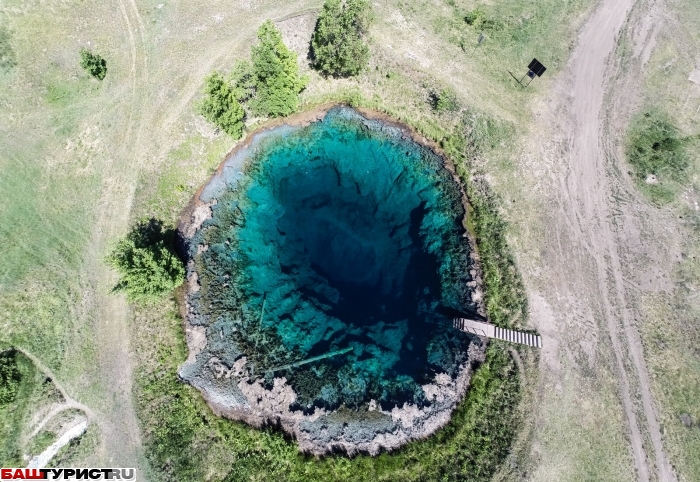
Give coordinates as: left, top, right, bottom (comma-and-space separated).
27, 402, 86, 441
66, 0, 151, 474
523, 0, 676, 480
16, 346, 95, 458
567, 1, 653, 479
16, 347, 95, 421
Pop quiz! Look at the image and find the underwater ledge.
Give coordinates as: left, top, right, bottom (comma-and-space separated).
177, 104, 488, 456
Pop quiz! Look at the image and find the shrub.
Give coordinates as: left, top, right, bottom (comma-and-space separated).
79, 48, 107, 80
251, 20, 307, 117
0, 350, 36, 465
105, 219, 184, 303
0, 27, 16, 73
0, 351, 21, 407
429, 88, 459, 112
311, 0, 373, 78
464, 8, 485, 26
230, 59, 256, 101
199, 71, 246, 139
464, 9, 501, 31
626, 109, 687, 182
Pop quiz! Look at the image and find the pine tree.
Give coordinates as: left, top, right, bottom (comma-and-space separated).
311, 0, 373, 78
106, 219, 185, 303
251, 20, 307, 117
199, 71, 246, 139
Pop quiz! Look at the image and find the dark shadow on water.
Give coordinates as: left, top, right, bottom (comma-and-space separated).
311, 202, 441, 332
436, 305, 486, 323
286, 201, 459, 407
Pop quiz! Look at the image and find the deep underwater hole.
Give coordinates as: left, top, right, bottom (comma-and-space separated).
192, 107, 478, 411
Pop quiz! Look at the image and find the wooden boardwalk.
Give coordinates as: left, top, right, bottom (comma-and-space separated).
453, 318, 542, 348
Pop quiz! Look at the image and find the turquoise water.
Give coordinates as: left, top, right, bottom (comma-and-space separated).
189, 107, 477, 411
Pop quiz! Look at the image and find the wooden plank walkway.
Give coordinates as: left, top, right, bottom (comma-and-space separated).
453, 318, 542, 348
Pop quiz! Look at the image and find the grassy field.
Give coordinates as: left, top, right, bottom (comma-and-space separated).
0, 0, 605, 476
47, 425, 100, 469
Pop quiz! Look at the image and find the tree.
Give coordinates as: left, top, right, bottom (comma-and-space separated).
79, 48, 107, 80
199, 60, 254, 139
106, 219, 185, 303
311, 0, 373, 78
199, 71, 246, 139
251, 20, 307, 117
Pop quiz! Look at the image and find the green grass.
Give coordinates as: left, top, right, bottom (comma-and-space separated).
44, 77, 95, 107
637, 246, 700, 482
613, 1, 700, 478
0, 84, 100, 368
0, 349, 40, 465
0, 26, 16, 72
0, 148, 98, 288
27, 429, 56, 457
0, 275, 79, 370
427, 0, 591, 84
0, 0, 122, 383
640, 288, 700, 481
464, 180, 528, 329
134, 133, 231, 224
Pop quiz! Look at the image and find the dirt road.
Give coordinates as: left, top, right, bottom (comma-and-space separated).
522, 0, 676, 480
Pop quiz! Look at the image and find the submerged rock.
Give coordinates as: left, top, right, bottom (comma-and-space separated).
179, 106, 485, 455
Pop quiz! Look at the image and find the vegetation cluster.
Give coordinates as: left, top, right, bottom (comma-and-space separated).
200, 71, 248, 139
463, 8, 502, 32
311, 0, 373, 78
0, 349, 39, 465
429, 87, 459, 113
200, 21, 307, 138
625, 109, 692, 203
200, 1, 372, 138
251, 21, 309, 117
105, 219, 184, 303
79, 48, 107, 80
0, 351, 21, 406
0, 27, 16, 73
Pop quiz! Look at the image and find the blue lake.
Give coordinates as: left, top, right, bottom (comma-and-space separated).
188, 107, 477, 411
